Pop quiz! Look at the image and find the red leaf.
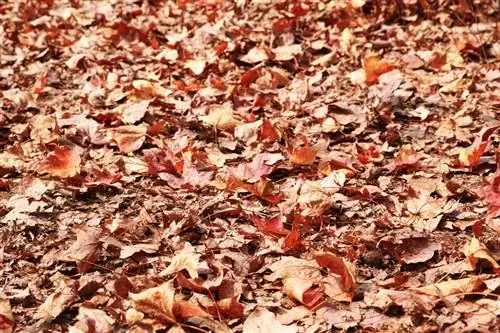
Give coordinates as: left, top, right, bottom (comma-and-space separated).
33, 72, 47, 94
0, 179, 9, 191
476, 172, 500, 218
144, 148, 182, 176
272, 18, 293, 34
282, 224, 302, 251
458, 124, 500, 167
301, 288, 323, 308
260, 120, 280, 142
38, 146, 81, 178
387, 145, 420, 172
173, 300, 210, 320
292, 3, 309, 17
245, 213, 287, 237
364, 56, 394, 85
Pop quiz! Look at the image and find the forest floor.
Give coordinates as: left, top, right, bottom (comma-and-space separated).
0, 1, 499, 332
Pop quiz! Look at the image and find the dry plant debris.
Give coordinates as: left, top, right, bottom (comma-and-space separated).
0, 0, 499, 332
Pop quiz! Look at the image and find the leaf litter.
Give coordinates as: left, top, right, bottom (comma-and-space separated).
0, 0, 499, 332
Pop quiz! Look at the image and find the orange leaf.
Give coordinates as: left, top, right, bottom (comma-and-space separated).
290, 145, 318, 165
38, 146, 81, 178
260, 120, 280, 142
204, 297, 245, 319
364, 56, 394, 85
240, 67, 262, 86
314, 252, 356, 294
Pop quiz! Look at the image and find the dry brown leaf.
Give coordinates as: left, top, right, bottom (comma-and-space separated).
243, 308, 297, 333
129, 280, 177, 325
109, 125, 147, 154
62, 226, 102, 274
411, 275, 490, 297
159, 245, 200, 278
462, 237, 500, 271
0, 300, 14, 333
38, 146, 81, 178
70, 307, 114, 333
33, 287, 77, 321
199, 104, 240, 130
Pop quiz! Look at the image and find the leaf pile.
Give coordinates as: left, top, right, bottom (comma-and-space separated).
0, 0, 499, 332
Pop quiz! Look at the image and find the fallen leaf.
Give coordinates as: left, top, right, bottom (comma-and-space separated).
199, 104, 241, 130
129, 280, 176, 324
0, 300, 14, 333
160, 245, 200, 278
38, 146, 81, 178
462, 237, 499, 271
62, 226, 102, 274
411, 275, 489, 297
122, 100, 150, 124
364, 55, 394, 85
109, 125, 147, 153
243, 308, 297, 333
70, 306, 114, 333
33, 287, 77, 321
314, 252, 356, 295
290, 145, 318, 165
184, 59, 206, 75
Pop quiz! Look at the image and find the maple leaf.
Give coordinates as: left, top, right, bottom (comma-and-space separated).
226, 153, 283, 182
199, 104, 241, 130
462, 237, 500, 272
364, 55, 394, 85
314, 252, 356, 296
38, 146, 81, 178
477, 171, 500, 218
386, 144, 420, 172
0, 300, 14, 332
144, 147, 182, 176
411, 275, 490, 297
33, 286, 77, 322
129, 280, 177, 324
244, 213, 288, 237
203, 297, 245, 319
457, 124, 500, 167
61, 226, 102, 274
32, 72, 47, 94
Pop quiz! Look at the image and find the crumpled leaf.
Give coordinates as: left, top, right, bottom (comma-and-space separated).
411, 275, 490, 297
69, 306, 114, 333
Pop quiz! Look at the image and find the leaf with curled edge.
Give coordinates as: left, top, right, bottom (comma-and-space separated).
108, 125, 147, 154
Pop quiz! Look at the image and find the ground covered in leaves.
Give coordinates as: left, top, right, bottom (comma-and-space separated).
0, 0, 499, 332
